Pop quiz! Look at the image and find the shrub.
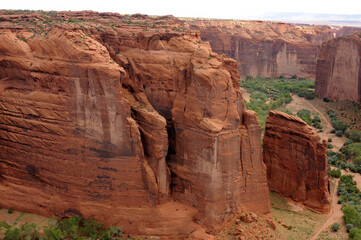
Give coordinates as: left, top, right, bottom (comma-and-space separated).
333, 121, 348, 133
342, 142, 361, 161
349, 130, 361, 142
8, 208, 14, 214
329, 169, 341, 178
341, 162, 347, 169
336, 130, 343, 137
349, 164, 359, 173
328, 138, 332, 142
4, 223, 39, 240
245, 74, 253, 81
291, 74, 297, 79
327, 144, 334, 149
330, 129, 336, 133
330, 222, 341, 232
353, 157, 361, 166
304, 91, 315, 100
42, 216, 121, 239
347, 223, 354, 232
342, 204, 361, 228
109, 226, 123, 237
323, 98, 331, 102
297, 89, 315, 99
350, 227, 361, 239
297, 109, 312, 125
327, 110, 336, 118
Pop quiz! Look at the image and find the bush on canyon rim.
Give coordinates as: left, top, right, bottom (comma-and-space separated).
0, 217, 123, 240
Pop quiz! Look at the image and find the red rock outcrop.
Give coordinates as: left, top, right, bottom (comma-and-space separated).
315, 34, 361, 103
0, 10, 269, 238
263, 111, 331, 213
188, 19, 361, 78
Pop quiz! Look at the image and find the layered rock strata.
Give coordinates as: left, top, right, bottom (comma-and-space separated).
263, 111, 331, 213
315, 34, 361, 103
0, 10, 269, 238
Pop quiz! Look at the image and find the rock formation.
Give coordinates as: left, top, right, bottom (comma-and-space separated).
188, 19, 361, 78
315, 34, 361, 103
263, 111, 331, 213
0, 10, 269, 238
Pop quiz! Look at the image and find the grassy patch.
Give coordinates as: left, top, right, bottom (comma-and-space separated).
270, 191, 328, 240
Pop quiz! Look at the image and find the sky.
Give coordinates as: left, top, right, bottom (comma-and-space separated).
2, 0, 361, 20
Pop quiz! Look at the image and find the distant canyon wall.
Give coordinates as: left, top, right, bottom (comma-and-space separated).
188, 20, 361, 79
315, 34, 361, 103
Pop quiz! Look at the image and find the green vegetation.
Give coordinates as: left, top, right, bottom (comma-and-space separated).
0, 216, 124, 240
337, 175, 361, 239
327, 110, 348, 136
327, 150, 346, 169
329, 168, 341, 178
297, 88, 315, 100
346, 130, 361, 143
241, 76, 315, 127
330, 222, 341, 232
350, 228, 361, 239
7, 208, 14, 214
336, 139, 361, 173
296, 109, 322, 129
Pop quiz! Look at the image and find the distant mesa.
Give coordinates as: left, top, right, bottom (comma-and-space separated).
315, 34, 361, 103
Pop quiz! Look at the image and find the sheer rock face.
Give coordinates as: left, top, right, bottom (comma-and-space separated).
315, 35, 361, 103
188, 19, 361, 79
0, 11, 269, 237
263, 111, 331, 213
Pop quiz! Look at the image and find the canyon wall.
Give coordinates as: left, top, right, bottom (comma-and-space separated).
0, 11, 269, 238
315, 34, 361, 103
188, 19, 361, 79
263, 111, 331, 213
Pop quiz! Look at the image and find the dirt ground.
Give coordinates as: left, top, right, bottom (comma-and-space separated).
310, 178, 347, 240
240, 87, 251, 102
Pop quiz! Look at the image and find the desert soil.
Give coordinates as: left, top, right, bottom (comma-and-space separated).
240, 87, 251, 102
309, 178, 346, 240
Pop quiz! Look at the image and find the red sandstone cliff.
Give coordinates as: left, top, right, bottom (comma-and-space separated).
0, 10, 269, 238
263, 111, 331, 213
187, 19, 361, 78
315, 34, 361, 103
